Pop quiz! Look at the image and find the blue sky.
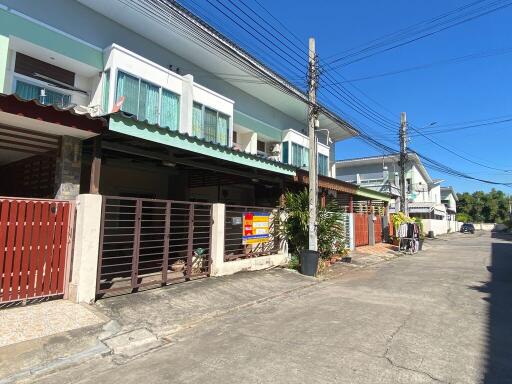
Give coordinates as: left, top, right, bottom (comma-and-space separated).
182, 0, 512, 193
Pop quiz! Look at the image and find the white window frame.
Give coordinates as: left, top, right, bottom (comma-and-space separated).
192, 101, 230, 145
115, 69, 180, 128
12, 73, 73, 105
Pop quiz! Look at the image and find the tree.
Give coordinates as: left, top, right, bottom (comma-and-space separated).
456, 189, 511, 223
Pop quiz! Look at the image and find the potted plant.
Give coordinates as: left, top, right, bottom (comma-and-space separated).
280, 189, 347, 276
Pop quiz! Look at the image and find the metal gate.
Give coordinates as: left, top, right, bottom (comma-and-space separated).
97, 196, 212, 297
0, 197, 72, 304
354, 213, 369, 247
374, 215, 383, 243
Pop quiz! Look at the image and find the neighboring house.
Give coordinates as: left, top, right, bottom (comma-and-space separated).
335, 153, 448, 220
441, 186, 458, 220
0, 0, 358, 205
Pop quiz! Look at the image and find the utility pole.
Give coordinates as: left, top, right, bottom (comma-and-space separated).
308, 37, 318, 251
399, 112, 408, 215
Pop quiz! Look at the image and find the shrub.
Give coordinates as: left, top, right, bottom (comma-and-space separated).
280, 189, 346, 259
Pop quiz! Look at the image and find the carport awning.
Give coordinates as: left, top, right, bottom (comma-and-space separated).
107, 113, 297, 176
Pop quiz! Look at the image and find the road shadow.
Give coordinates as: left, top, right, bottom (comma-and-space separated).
470, 232, 512, 383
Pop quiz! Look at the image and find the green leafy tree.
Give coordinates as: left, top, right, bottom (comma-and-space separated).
457, 189, 511, 223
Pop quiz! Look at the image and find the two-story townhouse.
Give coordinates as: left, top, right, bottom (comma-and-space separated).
0, 0, 357, 206
336, 153, 448, 220
441, 186, 458, 220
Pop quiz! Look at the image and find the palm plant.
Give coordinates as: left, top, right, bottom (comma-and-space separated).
280, 189, 346, 258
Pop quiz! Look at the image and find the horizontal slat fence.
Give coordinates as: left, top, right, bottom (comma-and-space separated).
0, 197, 72, 304
97, 197, 212, 297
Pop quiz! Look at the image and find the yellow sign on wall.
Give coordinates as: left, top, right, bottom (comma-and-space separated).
242, 212, 270, 244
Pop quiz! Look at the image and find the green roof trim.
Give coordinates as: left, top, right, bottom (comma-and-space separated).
355, 186, 393, 202
108, 114, 297, 176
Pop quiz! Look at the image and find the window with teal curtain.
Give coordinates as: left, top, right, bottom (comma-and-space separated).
15, 80, 70, 107
15, 81, 40, 101
318, 154, 328, 176
217, 114, 229, 146
101, 71, 110, 114
116, 71, 139, 116
192, 102, 203, 138
291, 143, 309, 168
281, 141, 289, 164
138, 80, 159, 124
160, 89, 179, 130
204, 107, 217, 142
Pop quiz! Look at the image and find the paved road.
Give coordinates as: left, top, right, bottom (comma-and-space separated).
34, 232, 512, 384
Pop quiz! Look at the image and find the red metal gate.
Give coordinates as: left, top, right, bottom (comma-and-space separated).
374, 216, 383, 243
355, 213, 369, 247
97, 196, 212, 297
0, 197, 72, 303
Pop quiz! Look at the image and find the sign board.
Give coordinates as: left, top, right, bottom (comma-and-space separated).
242, 212, 270, 245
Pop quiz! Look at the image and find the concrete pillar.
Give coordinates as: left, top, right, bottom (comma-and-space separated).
348, 213, 355, 250
55, 136, 82, 200
210, 203, 225, 277
368, 214, 375, 246
0, 35, 10, 93
180, 74, 194, 136
69, 194, 102, 303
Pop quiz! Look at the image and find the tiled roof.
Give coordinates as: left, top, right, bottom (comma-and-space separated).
0, 93, 108, 132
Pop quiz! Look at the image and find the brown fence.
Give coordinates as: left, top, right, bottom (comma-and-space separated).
97, 197, 212, 297
374, 215, 383, 243
224, 205, 280, 262
0, 197, 73, 304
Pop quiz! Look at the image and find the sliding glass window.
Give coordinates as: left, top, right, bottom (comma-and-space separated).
14, 79, 71, 108
318, 154, 329, 176
291, 143, 309, 168
192, 102, 230, 146
116, 71, 180, 130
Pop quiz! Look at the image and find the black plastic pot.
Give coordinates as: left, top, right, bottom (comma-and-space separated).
299, 250, 319, 276
418, 239, 424, 251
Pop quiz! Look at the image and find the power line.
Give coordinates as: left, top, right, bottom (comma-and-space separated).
323, 0, 512, 69
323, 46, 512, 84
132, 0, 512, 187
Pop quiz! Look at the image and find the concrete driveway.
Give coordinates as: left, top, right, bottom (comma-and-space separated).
30, 232, 512, 384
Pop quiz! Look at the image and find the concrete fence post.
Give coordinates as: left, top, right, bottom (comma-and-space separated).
68, 194, 102, 304
368, 214, 375, 246
278, 209, 289, 259
348, 213, 355, 250
210, 203, 225, 277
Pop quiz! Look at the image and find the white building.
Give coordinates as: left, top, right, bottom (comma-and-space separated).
335, 153, 453, 220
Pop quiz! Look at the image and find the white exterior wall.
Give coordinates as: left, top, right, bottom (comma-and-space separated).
282, 128, 331, 175
423, 219, 464, 236
429, 185, 442, 204
103, 45, 234, 137
407, 165, 430, 203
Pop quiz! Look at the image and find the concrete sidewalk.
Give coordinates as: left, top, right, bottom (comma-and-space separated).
0, 268, 316, 383
0, 301, 108, 383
